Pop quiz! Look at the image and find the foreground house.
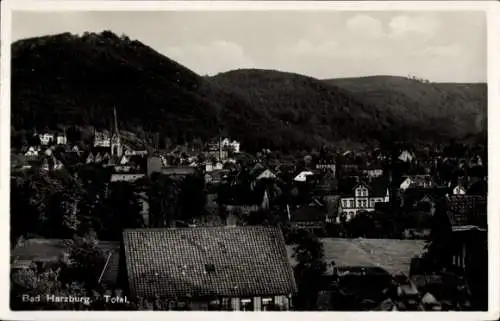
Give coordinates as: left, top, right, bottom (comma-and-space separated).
122, 226, 297, 310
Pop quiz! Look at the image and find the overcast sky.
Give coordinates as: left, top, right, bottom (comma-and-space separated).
12, 10, 486, 82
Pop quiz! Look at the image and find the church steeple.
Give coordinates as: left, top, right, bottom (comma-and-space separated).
111, 107, 123, 158
112, 107, 119, 135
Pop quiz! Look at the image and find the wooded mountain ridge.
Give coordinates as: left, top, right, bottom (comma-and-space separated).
11, 31, 487, 152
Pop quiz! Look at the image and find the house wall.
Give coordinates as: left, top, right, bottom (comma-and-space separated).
453, 186, 466, 195
181, 295, 291, 311
339, 194, 387, 221
400, 178, 413, 190
110, 174, 145, 182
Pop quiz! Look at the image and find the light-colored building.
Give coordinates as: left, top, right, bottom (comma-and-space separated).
398, 150, 415, 163
338, 181, 390, 221
294, 171, 315, 182
221, 138, 241, 153
38, 133, 54, 146
453, 184, 467, 195
94, 131, 111, 148
24, 146, 39, 160
56, 134, 67, 145
399, 175, 435, 191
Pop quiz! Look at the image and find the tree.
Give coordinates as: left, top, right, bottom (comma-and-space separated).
64, 233, 106, 292
292, 229, 326, 310
99, 182, 143, 240
149, 174, 181, 228
178, 174, 207, 221
11, 264, 89, 310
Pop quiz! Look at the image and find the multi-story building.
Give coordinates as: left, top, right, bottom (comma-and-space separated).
338, 178, 390, 221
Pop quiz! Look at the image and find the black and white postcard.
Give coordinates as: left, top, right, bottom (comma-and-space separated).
1, 1, 499, 320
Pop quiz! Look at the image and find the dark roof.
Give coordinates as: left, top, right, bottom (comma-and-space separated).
446, 195, 487, 228
161, 166, 196, 176
369, 177, 389, 197
337, 178, 359, 196
122, 226, 297, 299
402, 187, 450, 208
467, 180, 487, 196
291, 204, 327, 222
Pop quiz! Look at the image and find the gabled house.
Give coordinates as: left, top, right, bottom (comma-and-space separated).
399, 150, 415, 163
38, 133, 55, 146
362, 167, 384, 178
122, 226, 297, 310
399, 175, 435, 191
94, 130, 111, 148
86, 152, 95, 164
24, 147, 39, 160
53, 158, 64, 171
288, 198, 328, 231
338, 177, 390, 221
205, 162, 223, 173
294, 170, 315, 183
256, 169, 277, 181
452, 184, 467, 195
40, 158, 50, 172
44, 148, 54, 157
119, 155, 130, 165
94, 152, 103, 164
315, 161, 336, 175
71, 145, 81, 155
56, 134, 67, 145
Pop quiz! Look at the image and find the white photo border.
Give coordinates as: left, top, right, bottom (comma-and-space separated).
1, 1, 499, 320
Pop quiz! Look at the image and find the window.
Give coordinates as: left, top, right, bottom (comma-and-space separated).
342, 200, 347, 208
349, 200, 354, 208
262, 298, 274, 311
357, 200, 361, 208
240, 298, 253, 311
208, 299, 221, 311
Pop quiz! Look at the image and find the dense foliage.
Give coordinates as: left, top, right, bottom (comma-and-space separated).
11, 31, 486, 153
327, 76, 487, 142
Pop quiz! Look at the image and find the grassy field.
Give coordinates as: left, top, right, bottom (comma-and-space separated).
287, 238, 426, 276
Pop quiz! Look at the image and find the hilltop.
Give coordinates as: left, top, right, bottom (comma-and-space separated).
11, 31, 487, 152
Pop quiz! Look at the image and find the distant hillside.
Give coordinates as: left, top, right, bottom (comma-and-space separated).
326, 76, 487, 140
12, 31, 222, 143
209, 69, 402, 151
11, 31, 487, 153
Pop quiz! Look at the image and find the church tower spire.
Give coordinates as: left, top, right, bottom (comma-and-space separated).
111, 107, 123, 158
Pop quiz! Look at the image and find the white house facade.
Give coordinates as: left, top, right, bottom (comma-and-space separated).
294, 171, 314, 182
338, 182, 390, 222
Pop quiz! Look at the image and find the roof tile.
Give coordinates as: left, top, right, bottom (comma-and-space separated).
123, 226, 297, 299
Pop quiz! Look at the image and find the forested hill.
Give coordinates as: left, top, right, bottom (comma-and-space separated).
11, 31, 487, 152
326, 76, 487, 140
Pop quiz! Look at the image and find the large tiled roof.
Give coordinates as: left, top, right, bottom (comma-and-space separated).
122, 226, 297, 299
446, 195, 487, 228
